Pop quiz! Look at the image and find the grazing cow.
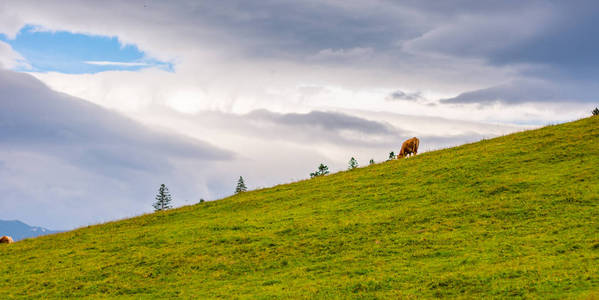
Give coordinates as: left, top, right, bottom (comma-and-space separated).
398, 137, 420, 158
0, 236, 13, 244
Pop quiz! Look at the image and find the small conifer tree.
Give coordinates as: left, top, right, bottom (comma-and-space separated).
310, 163, 330, 178
153, 184, 172, 211
199, 198, 205, 203
593, 107, 599, 116
235, 176, 247, 194
348, 157, 358, 170
388, 151, 395, 161
369, 158, 375, 165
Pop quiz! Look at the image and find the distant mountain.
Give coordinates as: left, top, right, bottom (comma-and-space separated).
0, 220, 61, 241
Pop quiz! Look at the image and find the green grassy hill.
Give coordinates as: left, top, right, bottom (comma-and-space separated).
1, 117, 598, 299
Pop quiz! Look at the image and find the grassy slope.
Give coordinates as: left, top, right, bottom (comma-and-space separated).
1, 117, 598, 299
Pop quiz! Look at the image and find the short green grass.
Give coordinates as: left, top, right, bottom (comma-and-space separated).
1, 117, 598, 299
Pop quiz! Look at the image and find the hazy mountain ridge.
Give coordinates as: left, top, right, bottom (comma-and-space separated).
0, 220, 61, 241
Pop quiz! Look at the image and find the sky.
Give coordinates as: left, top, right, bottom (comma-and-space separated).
0, 1, 597, 229
0, 25, 172, 73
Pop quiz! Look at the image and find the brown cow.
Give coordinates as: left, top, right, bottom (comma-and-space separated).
0, 236, 13, 244
398, 137, 419, 159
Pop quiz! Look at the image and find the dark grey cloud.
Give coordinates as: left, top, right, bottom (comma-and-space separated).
400, 2, 599, 78
0, 69, 233, 228
186, 109, 405, 148
187, 1, 562, 64
182, 108, 500, 153
187, 1, 599, 104
486, 3, 599, 75
387, 90, 424, 101
441, 79, 598, 105
183, 1, 421, 58
247, 109, 394, 135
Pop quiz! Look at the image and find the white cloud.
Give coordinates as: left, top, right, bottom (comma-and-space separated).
401, 7, 554, 59
0, 41, 29, 69
0, 2, 24, 39
84, 61, 149, 67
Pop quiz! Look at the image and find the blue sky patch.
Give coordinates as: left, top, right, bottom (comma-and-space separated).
0, 25, 172, 74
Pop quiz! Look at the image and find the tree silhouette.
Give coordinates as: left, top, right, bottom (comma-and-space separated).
310, 163, 330, 178
388, 151, 395, 161
348, 157, 358, 170
235, 176, 247, 194
153, 184, 172, 211
369, 159, 375, 165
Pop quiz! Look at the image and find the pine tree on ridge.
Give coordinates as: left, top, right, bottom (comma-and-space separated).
235, 176, 247, 194
153, 184, 172, 212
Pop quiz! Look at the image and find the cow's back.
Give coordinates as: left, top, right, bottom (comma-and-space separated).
406, 137, 419, 152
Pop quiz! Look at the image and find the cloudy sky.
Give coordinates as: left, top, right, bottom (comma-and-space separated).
0, 1, 596, 229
